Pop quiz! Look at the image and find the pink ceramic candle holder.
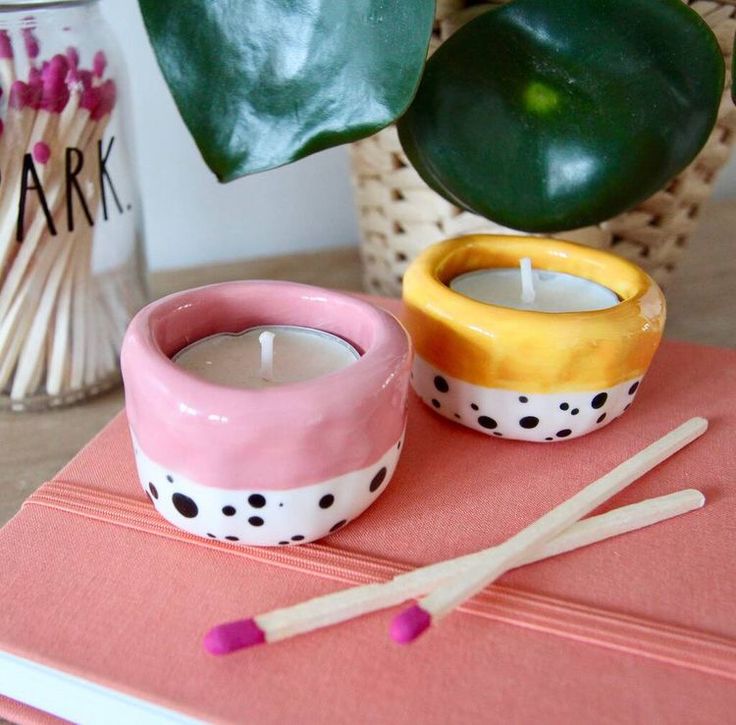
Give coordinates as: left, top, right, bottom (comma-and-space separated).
121, 281, 412, 546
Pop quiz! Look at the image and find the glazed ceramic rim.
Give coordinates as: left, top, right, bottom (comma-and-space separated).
402, 235, 665, 392
413, 234, 652, 319
122, 280, 410, 422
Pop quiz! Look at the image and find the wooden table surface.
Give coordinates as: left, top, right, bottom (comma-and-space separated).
1, 199, 734, 527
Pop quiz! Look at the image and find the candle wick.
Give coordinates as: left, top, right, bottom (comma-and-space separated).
520, 257, 536, 304
259, 330, 275, 381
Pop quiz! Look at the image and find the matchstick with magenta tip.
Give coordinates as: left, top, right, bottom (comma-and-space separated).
203, 487, 705, 654
390, 416, 708, 644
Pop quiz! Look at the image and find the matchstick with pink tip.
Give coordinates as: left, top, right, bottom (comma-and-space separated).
203, 488, 705, 654
389, 417, 708, 644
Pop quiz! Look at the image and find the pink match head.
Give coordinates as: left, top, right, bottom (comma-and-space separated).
9, 81, 28, 110
27, 67, 42, 109
93, 50, 107, 78
66, 45, 79, 69
22, 27, 39, 60
0, 30, 13, 60
41, 54, 70, 112
390, 605, 431, 644
203, 619, 266, 655
33, 141, 50, 164
80, 84, 100, 115
91, 78, 116, 120
77, 68, 93, 90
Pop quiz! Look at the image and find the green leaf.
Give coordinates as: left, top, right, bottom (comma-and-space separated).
397, 0, 724, 232
139, 0, 436, 181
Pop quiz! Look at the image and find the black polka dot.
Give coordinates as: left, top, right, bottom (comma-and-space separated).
556, 429, 572, 438
591, 392, 608, 409
628, 382, 639, 395
470, 403, 479, 411
172, 493, 198, 518
370, 467, 387, 492
291, 535, 305, 542
166, 474, 174, 483
478, 416, 497, 429
397, 441, 401, 450
560, 403, 569, 411
206, 533, 216, 538
225, 535, 239, 541
434, 375, 449, 393
519, 396, 528, 403
571, 408, 579, 416
597, 413, 607, 424
431, 398, 441, 408
319, 494, 335, 509
519, 416, 539, 429
279, 502, 284, 507
148, 482, 158, 499
492, 432, 503, 437
278, 541, 289, 545
222, 505, 236, 516
330, 520, 347, 532
248, 494, 266, 508
248, 516, 264, 527
545, 437, 554, 441
624, 403, 631, 411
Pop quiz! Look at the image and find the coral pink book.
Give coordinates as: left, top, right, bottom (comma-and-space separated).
1, 298, 736, 723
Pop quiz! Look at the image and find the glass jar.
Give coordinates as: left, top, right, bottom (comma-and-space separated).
0, 0, 146, 411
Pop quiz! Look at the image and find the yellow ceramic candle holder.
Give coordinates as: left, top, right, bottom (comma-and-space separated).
402, 235, 666, 442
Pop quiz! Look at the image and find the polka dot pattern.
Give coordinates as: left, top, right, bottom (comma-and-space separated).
131, 430, 404, 546
248, 494, 266, 509
591, 392, 608, 409
172, 493, 198, 518
370, 467, 388, 493
434, 375, 449, 393
412, 354, 642, 443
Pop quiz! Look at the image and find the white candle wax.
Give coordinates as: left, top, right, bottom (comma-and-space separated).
449, 264, 619, 313
174, 325, 359, 389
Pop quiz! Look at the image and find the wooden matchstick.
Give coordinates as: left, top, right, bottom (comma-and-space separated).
203, 488, 705, 654
389, 417, 708, 644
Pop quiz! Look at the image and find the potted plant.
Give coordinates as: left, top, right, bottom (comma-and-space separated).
138, 0, 729, 289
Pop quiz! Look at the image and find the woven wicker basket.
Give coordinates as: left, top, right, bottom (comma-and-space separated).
350, 0, 736, 296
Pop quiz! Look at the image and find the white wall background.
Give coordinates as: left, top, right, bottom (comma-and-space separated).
100, 0, 735, 272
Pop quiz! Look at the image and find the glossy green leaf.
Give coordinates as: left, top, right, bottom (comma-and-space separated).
398, 0, 724, 232
139, 0, 435, 181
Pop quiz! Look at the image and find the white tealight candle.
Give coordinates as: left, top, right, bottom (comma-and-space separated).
174, 325, 359, 389
450, 257, 619, 313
